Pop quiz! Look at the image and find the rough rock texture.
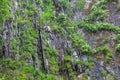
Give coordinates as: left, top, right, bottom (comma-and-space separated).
0, 0, 120, 80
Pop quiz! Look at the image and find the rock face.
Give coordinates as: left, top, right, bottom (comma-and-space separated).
109, 3, 120, 27
0, 0, 120, 80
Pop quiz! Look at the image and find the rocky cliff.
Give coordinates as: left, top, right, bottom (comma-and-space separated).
0, 0, 120, 80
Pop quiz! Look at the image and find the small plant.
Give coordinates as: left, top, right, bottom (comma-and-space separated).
64, 55, 72, 62
71, 34, 92, 54
95, 46, 111, 55
59, 0, 70, 9
86, 9, 105, 22
82, 73, 89, 80
103, 38, 109, 43
75, 60, 83, 65
115, 44, 120, 53
105, 52, 113, 63
56, 13, 68, 26
116, 34, 120, 43
52, 25, 64, 35
17, 17, 26, 25
75, 0, 85, 10
81, 44, 92, 53
101, 70, 107, 77
36, 0, 41, 5
92, 0, 108, 10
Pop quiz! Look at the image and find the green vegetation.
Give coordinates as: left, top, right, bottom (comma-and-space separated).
86, 9, 106, 22
115, 34, 120, 53
105, 52, 113, 63
0, 0, 120, 79
94, 46, 114, 63
70, 34, 92, 54
63, 54, 76, 80
0, 0, 10, 25
44, 44, 59, 74
56, 13, 68, 26
75, 0, 85, 10
92, 0, 108, 10
0, 58, 34, 79
78, 21, 120, 33
59, 0, 70, 9
116, 34, 120, 42
95, 46, 111, 54
115, 44, 120, 53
